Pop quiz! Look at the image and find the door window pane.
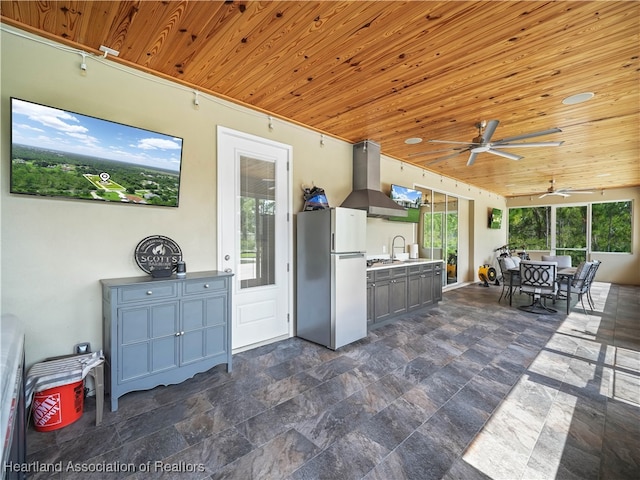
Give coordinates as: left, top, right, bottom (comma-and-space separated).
446, 197, 458, 284
240, 156, 275, 288
421, 190, 458, 285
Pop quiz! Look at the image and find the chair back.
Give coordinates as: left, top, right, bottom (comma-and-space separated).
520, 260, 557, 295
570, 261, 594, 292
584, 260, 601, 288
541, 255, 572, 268
498, 256, 520, 286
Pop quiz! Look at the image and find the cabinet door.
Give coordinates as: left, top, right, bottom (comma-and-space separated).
433, 264, 443, 301
366, 282, 375, 325
373, 281, 392, 323
407, 275, 422, 311
389, 278, 407, 315
181, 295, 228, 365
422, 273, 434, 307
119, 302, 179, 383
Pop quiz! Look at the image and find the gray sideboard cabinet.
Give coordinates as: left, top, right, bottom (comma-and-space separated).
101, 271, 233, 411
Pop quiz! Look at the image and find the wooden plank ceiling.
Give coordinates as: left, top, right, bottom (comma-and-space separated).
2, 1, 638, 198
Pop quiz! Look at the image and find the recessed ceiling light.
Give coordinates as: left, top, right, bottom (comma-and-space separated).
562, 92, 594, 105
405, 137, 423, 144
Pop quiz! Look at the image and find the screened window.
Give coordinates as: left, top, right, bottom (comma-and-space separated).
556, 206, 587, 264
592, 201, 632, 253
508, 201, 632, 257
508, 207, 551, 250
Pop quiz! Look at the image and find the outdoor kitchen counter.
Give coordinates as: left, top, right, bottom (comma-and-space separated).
366, 258, 443, 272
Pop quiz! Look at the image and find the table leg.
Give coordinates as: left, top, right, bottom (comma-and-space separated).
509, 273, 513, 306
88, 364, 104, 426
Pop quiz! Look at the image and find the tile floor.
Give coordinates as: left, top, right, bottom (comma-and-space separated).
26, 281, 639, 479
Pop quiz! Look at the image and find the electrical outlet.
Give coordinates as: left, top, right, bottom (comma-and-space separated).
74, 342, 91, 355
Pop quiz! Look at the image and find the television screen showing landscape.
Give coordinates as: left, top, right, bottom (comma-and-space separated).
389, 184, 422, 223
10, 98, 183, 207
490, 208, 503, 229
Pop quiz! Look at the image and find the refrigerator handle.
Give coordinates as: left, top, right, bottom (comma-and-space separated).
332, 233, 335, 252
338, 253, 365, 260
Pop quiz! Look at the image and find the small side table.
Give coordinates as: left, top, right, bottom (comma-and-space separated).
26, 351, 105, 426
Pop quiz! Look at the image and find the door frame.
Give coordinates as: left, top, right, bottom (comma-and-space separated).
216, 126, 293, 352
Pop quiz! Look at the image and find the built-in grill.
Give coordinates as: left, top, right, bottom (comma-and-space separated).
366, 258, 398, 268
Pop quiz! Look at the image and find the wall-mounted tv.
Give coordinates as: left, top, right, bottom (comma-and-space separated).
389, 184, 422, 223
10, 97, 183, 207
489, 208, 503, 229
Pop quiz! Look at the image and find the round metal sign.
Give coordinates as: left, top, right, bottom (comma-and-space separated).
134, 235, 182, 274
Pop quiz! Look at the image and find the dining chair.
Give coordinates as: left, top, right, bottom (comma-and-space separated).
541, 255, 572, 268
518, 260, 558, 313
497, 256, 520, 303
585, 260, 601, 310
558, 261, 594, 315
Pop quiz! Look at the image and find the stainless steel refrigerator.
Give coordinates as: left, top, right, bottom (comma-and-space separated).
296, 207, 367, 350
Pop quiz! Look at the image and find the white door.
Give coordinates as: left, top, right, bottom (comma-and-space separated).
217, 126, 291, 350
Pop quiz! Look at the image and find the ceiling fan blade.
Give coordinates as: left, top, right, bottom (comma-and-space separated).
466, 151, 478, 166
494, 127, 562, 143
538, 191, 569, 198
481, 120, 500, 142
487, 149, 523, 161
407, 147, 464, 158
424, 149, 470, 165
428, 139, 476, 145
492, 141, 564, 148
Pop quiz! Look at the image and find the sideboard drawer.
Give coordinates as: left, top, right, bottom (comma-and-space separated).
118, 283, 178, 303
183, 277, 228, 295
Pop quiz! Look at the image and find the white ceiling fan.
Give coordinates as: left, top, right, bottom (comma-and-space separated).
409, 120, 564, 166
538, 179, 594, 198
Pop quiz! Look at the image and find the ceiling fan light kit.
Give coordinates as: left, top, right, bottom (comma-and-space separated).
424, 119, 563, 166
538, 179, 594, 198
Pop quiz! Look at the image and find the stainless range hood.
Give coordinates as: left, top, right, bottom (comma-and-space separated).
340, 140, 408, 218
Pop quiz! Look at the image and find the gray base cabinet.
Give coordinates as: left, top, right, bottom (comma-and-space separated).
367, 261, 442, 328
408, 263, 434, 310
433, 263, 443, 302
101, 271, 233, 411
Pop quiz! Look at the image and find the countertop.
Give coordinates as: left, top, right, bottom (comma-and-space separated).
366, 258, 443, 272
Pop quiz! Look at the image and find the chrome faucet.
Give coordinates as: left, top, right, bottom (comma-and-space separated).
392, 235, 406, 259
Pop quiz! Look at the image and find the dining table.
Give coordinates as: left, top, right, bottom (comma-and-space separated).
509, 266, 577, 314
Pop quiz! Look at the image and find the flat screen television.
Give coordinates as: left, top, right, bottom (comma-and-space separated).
10, 97, 183, 207
489, 208, 503, 229
389, 184, 422, 223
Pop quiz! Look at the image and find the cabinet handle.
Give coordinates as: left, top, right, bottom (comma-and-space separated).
146, 291, 153, 295
204, 284, 210, 288
372, 283, 376, 287
175, 332, 181, 336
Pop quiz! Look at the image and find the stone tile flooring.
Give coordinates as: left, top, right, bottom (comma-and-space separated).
26, 281, 639, 479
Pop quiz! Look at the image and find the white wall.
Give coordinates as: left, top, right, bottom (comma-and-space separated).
507, 187, 640, 285
0, 26, 353, 366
